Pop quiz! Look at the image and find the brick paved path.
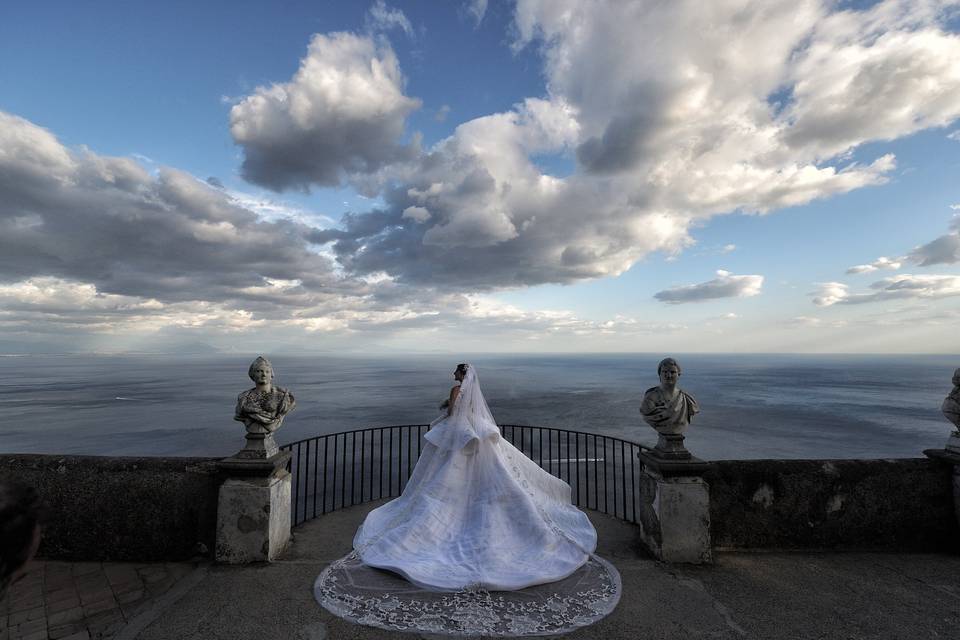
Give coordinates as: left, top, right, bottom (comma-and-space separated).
1, 560, 195, 640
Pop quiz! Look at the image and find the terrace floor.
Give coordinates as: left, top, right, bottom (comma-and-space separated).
4, 500, 960, 639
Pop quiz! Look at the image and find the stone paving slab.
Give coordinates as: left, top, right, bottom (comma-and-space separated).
130, 500, 960, 640
5, 501, 960, 639
1, 559, 196, 640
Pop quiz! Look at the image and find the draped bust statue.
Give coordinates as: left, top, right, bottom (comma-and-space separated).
943, 368, 960, 454
641, 358, 699, 432
943, 368, 960, 429
640, 357, 699, 458
234, 356, 295, 459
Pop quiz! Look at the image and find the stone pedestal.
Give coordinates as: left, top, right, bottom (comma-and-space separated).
636, 451, 713, 564
947, 430, 960, 455
236, 429, 280, 460
215, 451, 292, 564
652, 432, 691, 460
924, 448, 960, 531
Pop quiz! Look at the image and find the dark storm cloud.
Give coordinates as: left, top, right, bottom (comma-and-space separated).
0, 111, 342, 308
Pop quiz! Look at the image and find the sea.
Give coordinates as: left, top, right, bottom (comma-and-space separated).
0, 353, 956, 460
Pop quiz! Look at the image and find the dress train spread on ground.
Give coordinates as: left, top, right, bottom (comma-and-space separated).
353, 365, 597, 591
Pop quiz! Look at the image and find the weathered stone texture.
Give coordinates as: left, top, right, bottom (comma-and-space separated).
215, 471, 291, 563
707, 458, 959, 550
639, 473, 712, 563
4, 452, 958, 562
0, 454, 222, 561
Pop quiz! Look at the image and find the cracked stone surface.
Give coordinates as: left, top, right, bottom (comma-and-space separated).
6, 500, 959, 639
122, 500, 960, 640
1, 559, 196, 640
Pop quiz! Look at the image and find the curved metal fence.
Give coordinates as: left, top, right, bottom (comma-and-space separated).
280, 424, 648, 527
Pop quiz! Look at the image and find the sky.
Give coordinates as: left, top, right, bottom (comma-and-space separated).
1, 0, 960, 355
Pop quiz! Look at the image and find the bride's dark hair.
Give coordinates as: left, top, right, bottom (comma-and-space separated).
455, 363, 469, 376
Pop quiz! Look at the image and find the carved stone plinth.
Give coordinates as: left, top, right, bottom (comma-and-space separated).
947, 431, 960, 455
215, 451, 291, 564
636, 451, 712, 564
236, 430, 280, 460
652, 433, 692, 460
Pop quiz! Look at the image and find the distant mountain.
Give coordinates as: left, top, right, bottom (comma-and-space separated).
0, 339, 75, 355
0, 338, 224, 356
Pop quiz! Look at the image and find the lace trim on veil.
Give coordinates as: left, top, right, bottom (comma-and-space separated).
314, 553, 620, 637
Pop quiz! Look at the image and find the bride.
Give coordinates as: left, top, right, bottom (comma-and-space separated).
352, 363, 598, 591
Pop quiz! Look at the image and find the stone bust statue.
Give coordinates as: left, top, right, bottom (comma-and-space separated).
943, 368, 960, 428
234, 356, 296, 458
640, 357, 699, 458
943, 368, 960, 454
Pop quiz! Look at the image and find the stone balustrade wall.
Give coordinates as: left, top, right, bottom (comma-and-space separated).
1, 453, 957, 560
707, 458, 958, 551
0, 454, 222, 561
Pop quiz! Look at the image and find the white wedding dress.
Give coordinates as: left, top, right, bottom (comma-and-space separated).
352, 365, 598, 591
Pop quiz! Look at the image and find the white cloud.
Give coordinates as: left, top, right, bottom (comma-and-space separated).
464, 0, 488, 26
813, 274, 960, 306
366, 1, 414, 38
7, 1, 960, 348
948, 130, 960, 142
0, 113, 697, 349
226, 189, 335, 227
402, 205, 431, 222
0, 277, 268, 335
0, 110, 365, 318
721, 244, 737, 254
654, 270, 764, 304
846, 256, 903, 274
455, 295, 685, 337
781, 3, 960, 161
812, 282, 851, 307
130, 153, 155, 165
435, 104, 451, 122
908, 214, 960, 266
310, 0, 960, 290
790, 315, 848, 329
511, 0, 958, 187
839, 212, 960, 277
229, 32, 421, 190
909, 233, 960, 266
0, 111, 76, 182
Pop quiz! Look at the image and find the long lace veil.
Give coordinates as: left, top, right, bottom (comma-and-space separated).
314, 362, 621, 635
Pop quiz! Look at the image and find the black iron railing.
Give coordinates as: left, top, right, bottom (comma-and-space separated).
280, 424, 648, 527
